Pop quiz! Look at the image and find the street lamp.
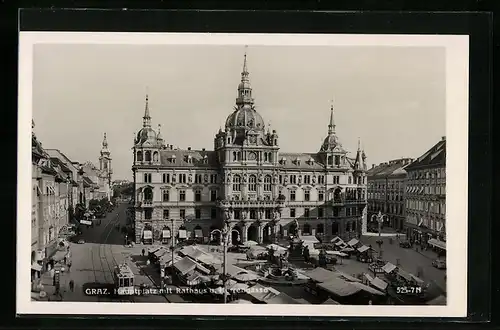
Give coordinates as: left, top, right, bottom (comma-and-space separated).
221, 218, 231, 304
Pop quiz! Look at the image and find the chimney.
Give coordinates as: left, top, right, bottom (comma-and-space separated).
188, 147, 191, 151
371, 164, 375, 169
441, 136, 446, 141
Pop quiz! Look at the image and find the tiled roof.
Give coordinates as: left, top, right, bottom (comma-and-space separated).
83, 176, 94, 186
159, 149, 219, 168
405, 139, 446, 171
367, 160, 411, 179
50, 157, 72, 173
278, 153, 325, 170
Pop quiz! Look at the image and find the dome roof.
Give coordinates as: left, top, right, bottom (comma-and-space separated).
321, 133, 343, 152
136, 127, 157, 145
225, 105, 265, 130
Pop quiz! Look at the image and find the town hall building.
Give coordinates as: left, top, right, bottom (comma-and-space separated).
132, 53, 368, 245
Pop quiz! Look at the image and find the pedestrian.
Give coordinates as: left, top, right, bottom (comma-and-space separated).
142, 248, 145, 257
67, 261, 72, 272
69, 279, 74, 292
64, 256, 67, 264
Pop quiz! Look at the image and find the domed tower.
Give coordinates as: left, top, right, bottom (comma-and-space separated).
133, 94, 162, 165
214, 50, 279, 166
99, 132, 113, 183
318, 102, 348, 168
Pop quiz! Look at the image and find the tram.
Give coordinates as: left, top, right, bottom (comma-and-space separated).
114, 263, 135, 296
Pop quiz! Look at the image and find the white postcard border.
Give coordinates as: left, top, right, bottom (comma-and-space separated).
17, 32, 469, 317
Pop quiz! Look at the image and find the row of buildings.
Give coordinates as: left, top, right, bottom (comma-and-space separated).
367, 136, 446, 247
132, 53, 369, 246
31, 120, 113, 272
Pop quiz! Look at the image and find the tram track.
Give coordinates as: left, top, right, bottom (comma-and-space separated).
89, 204, 134, 302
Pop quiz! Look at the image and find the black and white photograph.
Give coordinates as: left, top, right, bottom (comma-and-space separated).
18, 33, 468, 317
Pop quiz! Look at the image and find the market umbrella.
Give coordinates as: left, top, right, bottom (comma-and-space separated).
244, 240, 258, 247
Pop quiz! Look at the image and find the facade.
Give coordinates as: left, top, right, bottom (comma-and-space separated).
404, 137, 446, 245
46, 149, 82, 209
132, 54, 368, 245
366, 158, 413, 232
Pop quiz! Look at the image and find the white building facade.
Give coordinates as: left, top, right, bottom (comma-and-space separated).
132, 55, 368, 245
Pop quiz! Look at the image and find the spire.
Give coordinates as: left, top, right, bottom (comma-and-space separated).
357, 137, 361, 151
143, 93, 151, 128
328, 100, 336, 135
102, 132, 108, 147
236, 46, 254, 107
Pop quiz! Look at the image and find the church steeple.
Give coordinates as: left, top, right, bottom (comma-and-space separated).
102, 132, 108, 148
328, 101, 336, 134
143, 94, 152, 128
100, 132, 110, 156
236, 46, 254, 107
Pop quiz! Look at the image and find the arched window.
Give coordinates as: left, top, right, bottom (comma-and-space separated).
237, 152, 242, 161
233, 175, 241, 191
316, 223, 324, 234
334, 188, 342, 203
264, 153, 268, 162
348, 176, 352, 184
145, 150, 151, 161
264, 175, 272, 191
153, 151, 158, 162
248, 175, 257, 191
303, 223, 311, 235
137, 151, 143, 161
328, 155, 333, 166
233, 152, 237, 161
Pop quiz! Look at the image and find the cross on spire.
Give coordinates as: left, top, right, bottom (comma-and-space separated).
143, 93, 152, 128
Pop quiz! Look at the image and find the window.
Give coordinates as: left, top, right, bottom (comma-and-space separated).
144, 173, 152, 183
179, 190, 186, 201
333, 207, 339, 217
304, 208, 310, 218
264, 175, 272, 191
317, 223, 324, 234
163, 209, 169, 219
304, 175, 311, 184
195, 174, 202, 184
179, 173, 187, 184
265, 209, 272, 219
318, 208, 324, 217
250, 210, 256, 219
195, 209, 201, 219
318, 191, 324, 202
290, 190, 296, 201
304, 190, 310, 201
318, 175, 325, 184
249, 175, 257, 191
162, 190, 170, 202
211, 208, 217, 219
179, 209, 185, 219
348, 176, 352, 184
195, 190, 201, 202
137, 151, 143, 161
346, 207, 351, 216
163, 173, 170, 183
234, 210, 241, 220
279, 175, 283, 184
210, 189, 217, 202
290, 208, 296, 217
145, 151, 151, 162
290, 175, 297, 184
144, 209, 152, 220
333, 176, 340, 184
233, 175, 241, 191
210, 174, 217, 184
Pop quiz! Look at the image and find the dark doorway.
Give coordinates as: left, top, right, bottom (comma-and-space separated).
247, 225, 258, 242
231, 228, 241, 245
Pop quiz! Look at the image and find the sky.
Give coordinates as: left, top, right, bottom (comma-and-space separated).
32, 44, 445, 181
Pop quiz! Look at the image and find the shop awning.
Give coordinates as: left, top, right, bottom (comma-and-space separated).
304, 267, 336, 283
357, 245, 370, 253
428, 238, 446, 250
347, 238, 359, 246
382, 262, 397, 274
80, 220, 92, 226
143, 230, 153, 239
162, 229, 171, 239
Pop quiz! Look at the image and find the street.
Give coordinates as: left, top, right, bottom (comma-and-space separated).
44, 202, 169, 303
